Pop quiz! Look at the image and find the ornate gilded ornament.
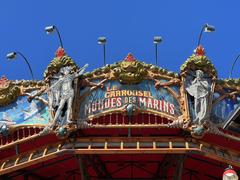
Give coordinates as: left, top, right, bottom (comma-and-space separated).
181, 46, 217, 137
27, 48, 89, 136
44, 47, 79, 80
84, 53, 179, 85
112, 53, 147, 84
0, 76, 20, 106
181, 45, 217, 78
1, 46, 240, 144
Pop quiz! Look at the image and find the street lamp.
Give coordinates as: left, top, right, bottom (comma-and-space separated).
223, 165, 238, 180
6, 51, 34, 80
229, 54, 240, 78
153, 36, 163, 66
197, 23, 215, 46
98, 37, 107, 66
45, 25, 64, 48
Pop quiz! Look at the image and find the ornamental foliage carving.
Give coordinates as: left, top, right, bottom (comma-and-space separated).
181, 46, 217, 78
44, 48, 79, 80
0, 76, 20, 106
83, 53, 179, 83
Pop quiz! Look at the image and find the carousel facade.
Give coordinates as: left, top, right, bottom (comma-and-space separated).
0, 45, 239, 180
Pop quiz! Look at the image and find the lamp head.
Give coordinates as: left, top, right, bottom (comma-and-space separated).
223, 165, 238, 180
6, 52, 17, 60
45, 25, 55, 34
98, 37, 106, 44
153, 36, 163, 44
204, 24, 215, 32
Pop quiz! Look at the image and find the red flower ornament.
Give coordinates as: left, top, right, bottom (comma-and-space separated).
55, 47, 66, 58
124, 53, 136, 62
195, 45, 205, 56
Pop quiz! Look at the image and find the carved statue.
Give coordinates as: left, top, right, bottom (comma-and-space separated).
27, 74, 61, 124
186, 70, 213, 125
46, 64, 88, 130
49, 64, 88, 126
47, 72, 62, 121
28, 64, 88, 134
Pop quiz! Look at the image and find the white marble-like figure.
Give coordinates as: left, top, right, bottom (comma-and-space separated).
186, 70, 212, 125
48, 72, 62, 122
47, 64, 88, 129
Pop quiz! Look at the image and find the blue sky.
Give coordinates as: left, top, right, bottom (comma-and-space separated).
0, 0, 240, 80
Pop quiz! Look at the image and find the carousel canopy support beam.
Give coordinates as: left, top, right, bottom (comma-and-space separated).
15, 144, 19, 155
77, 155, 89, 180
154, 154, 176, 178
1, 137, 240, 176
8, 156, 75, 179
24, 172, 47, 180
85, 155, 111, 178
173, 155, 186, 180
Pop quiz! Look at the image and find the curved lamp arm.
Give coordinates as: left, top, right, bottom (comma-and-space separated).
53, 26, 63, 48
197, 23, 215, 47
229, 54, 240, 78
6, 51, 34, 80
45, 25, 63, 48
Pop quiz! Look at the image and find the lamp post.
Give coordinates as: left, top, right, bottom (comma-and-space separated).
229, 54, 240, 78
153, 36, 163, 66
6, 51, 34, 80
223, 165, 238, 180
98, 37, 107, 66
197, 23, 215, 46
45, 25, 64, 48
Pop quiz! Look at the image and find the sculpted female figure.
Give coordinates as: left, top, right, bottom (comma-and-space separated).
186, 70, 212, 125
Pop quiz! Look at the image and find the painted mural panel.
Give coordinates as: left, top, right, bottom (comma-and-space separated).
211, 95, 240, 124
79, 80, 181, 120
0, 94, 49, 126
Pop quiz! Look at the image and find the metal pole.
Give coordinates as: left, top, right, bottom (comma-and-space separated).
128, 128, 131, 137
103, 44, 106, 66
155, 43, 158, 66
24, 175, 28, 180
197, 25, 205, 47
173, 155, 186, 180
53, 26, 64, 48
77, 155, 89, 180
229, 54, 240, 78
16, 52, 34, 80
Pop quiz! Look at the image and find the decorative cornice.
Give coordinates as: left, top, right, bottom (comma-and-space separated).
83, 53, 179, 83
0, 76, 46, 106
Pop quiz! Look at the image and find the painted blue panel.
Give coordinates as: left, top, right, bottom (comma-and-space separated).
211, 96, 240, 124
0, 94, 49, 126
